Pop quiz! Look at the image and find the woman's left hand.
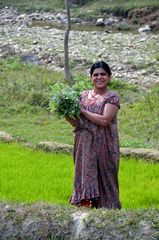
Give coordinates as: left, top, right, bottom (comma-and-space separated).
79, 101, 85, 114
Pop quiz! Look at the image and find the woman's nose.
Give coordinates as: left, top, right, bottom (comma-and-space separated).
97, 74, 102, 78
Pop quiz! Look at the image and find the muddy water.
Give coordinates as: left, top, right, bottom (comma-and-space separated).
30, 21, 109, 32
30, 20, 137, 34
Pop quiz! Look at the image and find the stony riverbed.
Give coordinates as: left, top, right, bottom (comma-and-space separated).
0, 7, 159, 88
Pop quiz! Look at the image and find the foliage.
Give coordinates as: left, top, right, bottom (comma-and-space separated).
49, 75, 93, 118
108, 78, 138, 91
50, 83, 81, 118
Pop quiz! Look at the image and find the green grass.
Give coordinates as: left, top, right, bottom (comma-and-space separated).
118, 87, 159, 149
0, 111, 74, 144
0, 142, 159, 209
0, 0, 65, 12
0, 57, 65, 111
84, 0, 159, 11
0, 0, 158, 15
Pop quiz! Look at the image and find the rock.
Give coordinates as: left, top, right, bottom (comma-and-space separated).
96, 18, 105, 26
138, 25, 151, 33
44, 15, 54, 21
71, 17, 81, 24
21, 54, 40, 65
56, 12, 67, 21
71, 212, 89, 239
32, 40, 38, 45
18, 14, 26, 19
29, 13, 40, 19
0, 131, 14, 142
43, 25, 51, 29
104, 16, 118, 26
150, 21, 159, 31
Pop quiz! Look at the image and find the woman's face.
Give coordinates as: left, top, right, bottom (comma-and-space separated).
91, 68, 111, 90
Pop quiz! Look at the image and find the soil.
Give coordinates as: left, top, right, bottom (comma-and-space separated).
127, 7, 159, 31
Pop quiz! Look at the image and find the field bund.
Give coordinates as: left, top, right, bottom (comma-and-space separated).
0, 202, 159, 239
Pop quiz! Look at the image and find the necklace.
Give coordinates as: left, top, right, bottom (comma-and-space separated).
91, 90, 108, 99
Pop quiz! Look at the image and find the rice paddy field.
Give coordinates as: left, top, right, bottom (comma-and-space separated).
0, 142, 159, 209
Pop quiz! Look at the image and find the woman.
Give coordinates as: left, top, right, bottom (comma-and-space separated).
66, 61, 121, 209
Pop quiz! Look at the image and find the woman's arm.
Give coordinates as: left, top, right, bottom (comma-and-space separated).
80, 103, 119, 127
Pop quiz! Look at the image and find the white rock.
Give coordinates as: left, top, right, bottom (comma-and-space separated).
96, 18, 105, 26
138, 25, 151, 33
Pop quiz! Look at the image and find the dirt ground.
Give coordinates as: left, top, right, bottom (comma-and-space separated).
128, 7, 159, 31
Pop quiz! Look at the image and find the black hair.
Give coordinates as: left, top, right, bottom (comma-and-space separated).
90, 61, 112, 77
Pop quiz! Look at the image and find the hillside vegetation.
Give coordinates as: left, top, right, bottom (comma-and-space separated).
0, 0, 159, 15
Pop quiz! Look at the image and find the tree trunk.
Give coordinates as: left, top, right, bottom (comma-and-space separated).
64, 0, 73, 84
69, 0, 85, 6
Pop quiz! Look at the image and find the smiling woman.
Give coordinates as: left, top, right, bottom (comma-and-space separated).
66, 61, 121, 209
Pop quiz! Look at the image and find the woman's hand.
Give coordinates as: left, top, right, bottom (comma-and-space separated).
65, 116, 83, 127
65, 116, 76, 127
79, 101, 86, 114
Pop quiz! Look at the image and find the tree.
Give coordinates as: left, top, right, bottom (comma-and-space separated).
64, 0, 73, 84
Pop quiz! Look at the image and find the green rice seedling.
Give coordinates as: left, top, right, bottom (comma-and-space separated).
119, 157, 159, 209
0, 142, 159, 209
0, 142, 74, 205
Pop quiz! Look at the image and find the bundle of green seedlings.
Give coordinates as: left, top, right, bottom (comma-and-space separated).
50, 76, 93, 118
50, 83, 81, 118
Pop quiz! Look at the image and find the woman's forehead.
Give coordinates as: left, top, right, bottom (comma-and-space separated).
92, 68, 107, 73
